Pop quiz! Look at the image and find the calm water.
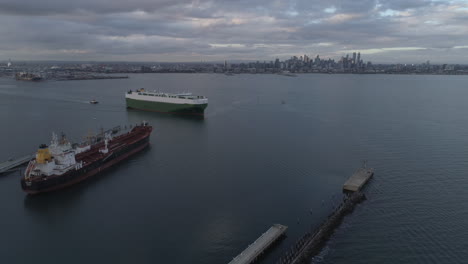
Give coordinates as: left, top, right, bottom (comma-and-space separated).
0, 73, 467, 264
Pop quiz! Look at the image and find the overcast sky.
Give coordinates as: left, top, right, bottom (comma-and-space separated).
1, 0, 468, 63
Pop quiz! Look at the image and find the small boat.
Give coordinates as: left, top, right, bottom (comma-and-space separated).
90, 100, 99, 104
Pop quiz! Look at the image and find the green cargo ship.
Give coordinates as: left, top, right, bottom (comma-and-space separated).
126, 89, 208, 115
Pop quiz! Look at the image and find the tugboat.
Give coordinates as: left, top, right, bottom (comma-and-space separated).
21, 122, 152, 194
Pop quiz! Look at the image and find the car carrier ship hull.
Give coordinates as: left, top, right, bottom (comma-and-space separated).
126, 98, 207, 115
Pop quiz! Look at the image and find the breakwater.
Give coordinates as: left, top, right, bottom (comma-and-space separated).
276, 192, 366, 264
57, 75, 129, 81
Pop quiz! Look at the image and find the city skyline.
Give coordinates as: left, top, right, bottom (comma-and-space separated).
1, 0, 468, 63
1, 52, 462, 66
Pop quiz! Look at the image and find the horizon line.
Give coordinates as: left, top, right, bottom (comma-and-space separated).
2, 59, 466, 66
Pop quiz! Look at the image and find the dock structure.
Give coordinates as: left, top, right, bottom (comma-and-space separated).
275, 192, 366, 264
343, 167, 374, 192
0, 154, 34, 174
275, 165, 375, 264
228, 224, 288, 264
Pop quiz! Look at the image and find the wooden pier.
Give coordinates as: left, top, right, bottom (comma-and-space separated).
275, 165, 375, 264
275, 192, 366, 264
0, 154, 34, 174
343, 167, 374, 192
228, 224, 288, 264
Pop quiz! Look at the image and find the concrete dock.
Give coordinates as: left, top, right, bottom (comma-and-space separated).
343, 167, 374, 192
228, 224, 288, 264
0, 154, 34, 174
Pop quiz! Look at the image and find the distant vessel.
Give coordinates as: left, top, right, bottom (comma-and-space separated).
126, 88, 208, 115
21, 122, 152, 194
90, 99, 99, 104
15, 72, 43, 81
278, 71, 297, 77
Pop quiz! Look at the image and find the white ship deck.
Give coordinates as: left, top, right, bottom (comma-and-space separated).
126, 90, 208, 105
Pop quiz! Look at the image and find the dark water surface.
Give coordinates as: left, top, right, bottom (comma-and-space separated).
0, 74, 467, 264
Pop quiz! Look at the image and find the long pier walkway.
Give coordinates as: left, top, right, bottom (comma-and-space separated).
276, 165, 374, 264
0, 154, 34, 174
276, 192, 366, 264
228, 224, 288, 264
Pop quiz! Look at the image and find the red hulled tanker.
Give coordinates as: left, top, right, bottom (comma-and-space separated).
21, 122, 152, 194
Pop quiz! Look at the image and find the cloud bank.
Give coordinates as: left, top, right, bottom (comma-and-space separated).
1, 0, 468, 63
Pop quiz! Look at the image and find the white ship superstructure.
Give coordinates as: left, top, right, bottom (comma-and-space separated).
25, 133, 87, 179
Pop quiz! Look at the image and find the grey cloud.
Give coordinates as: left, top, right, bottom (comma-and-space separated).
0, 0, 191, 15
379, 0, 433, 10
0, 0, 467, 63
